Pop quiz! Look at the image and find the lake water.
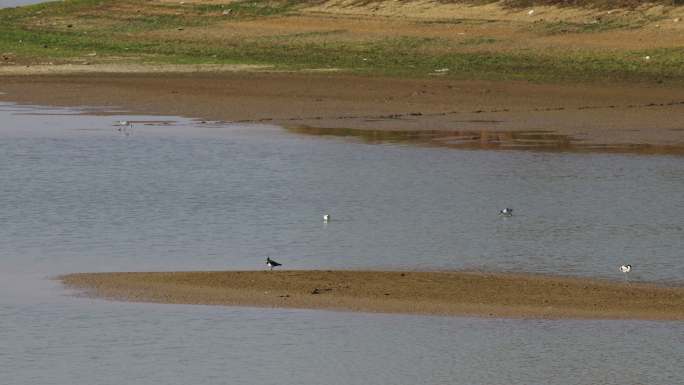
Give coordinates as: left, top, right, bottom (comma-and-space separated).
1, 101, 683, 384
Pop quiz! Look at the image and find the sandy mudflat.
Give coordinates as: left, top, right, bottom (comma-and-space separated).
1, 72, 684, 154
61, 270, 684, 320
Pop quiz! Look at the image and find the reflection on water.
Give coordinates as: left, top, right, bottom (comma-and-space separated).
1, 102, 683, 384
288, 126, 684, 155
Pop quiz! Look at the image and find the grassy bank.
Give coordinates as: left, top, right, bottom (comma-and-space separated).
1, 0, 684, 82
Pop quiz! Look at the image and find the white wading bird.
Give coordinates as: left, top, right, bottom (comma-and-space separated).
115, 120, 133, 130
619, 264, 632, 274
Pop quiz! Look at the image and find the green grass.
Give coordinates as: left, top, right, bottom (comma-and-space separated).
267, 30, 348, 41
460, 36, 498, 45
0, 0, 296, 61
1, 0, 683, 83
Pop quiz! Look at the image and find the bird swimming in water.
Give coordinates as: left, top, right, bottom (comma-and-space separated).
323, 214, 330, 223
619, 264, 632, 274
266, 257, 282, 270
499, 208, 513, 217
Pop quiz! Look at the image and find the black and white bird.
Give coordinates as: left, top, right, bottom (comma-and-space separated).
323, 214, 330, 223
499, 208, 513, 217
619, 264, 632, 274
266, 257, 282, 270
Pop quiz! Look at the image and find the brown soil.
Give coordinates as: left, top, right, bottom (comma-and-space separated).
159, 5, 684, 52
1, 72, 683, 153
60, 270, 684, 320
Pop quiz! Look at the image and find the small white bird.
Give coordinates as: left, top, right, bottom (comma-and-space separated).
619, 264, 632, 274
323, 214, 330, 223
266, 257, 282, 271
114, 120, 133, 132
499, 208, 513, 217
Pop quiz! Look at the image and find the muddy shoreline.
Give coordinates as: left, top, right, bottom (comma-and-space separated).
1, 71, 684, 154
61, 270, 684, 320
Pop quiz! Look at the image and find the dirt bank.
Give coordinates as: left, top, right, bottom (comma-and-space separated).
61, 270, 684, 320
1, 72, 683, 153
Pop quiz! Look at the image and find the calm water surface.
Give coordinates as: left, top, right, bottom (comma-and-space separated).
1, 104, 683, 281
1, 102, 683, 384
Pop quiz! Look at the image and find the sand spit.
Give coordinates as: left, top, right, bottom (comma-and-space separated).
61, 270, 684, 320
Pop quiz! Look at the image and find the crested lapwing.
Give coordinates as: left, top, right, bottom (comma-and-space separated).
266, 257, 282, 271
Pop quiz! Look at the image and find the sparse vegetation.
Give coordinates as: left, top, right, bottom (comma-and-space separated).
1, 0, 683, 83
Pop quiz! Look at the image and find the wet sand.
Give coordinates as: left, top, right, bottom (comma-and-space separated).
61, 270, 684, 320
1, 72, 684, 154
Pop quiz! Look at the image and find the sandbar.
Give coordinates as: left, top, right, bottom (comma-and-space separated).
61, 270, 684, 320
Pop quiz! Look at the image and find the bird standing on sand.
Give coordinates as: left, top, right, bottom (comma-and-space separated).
499, 208, 513, 217
266, 257, 282, 271
323, 214, 330, 223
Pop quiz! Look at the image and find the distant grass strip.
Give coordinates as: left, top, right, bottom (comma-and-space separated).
1, 0, 683, 83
